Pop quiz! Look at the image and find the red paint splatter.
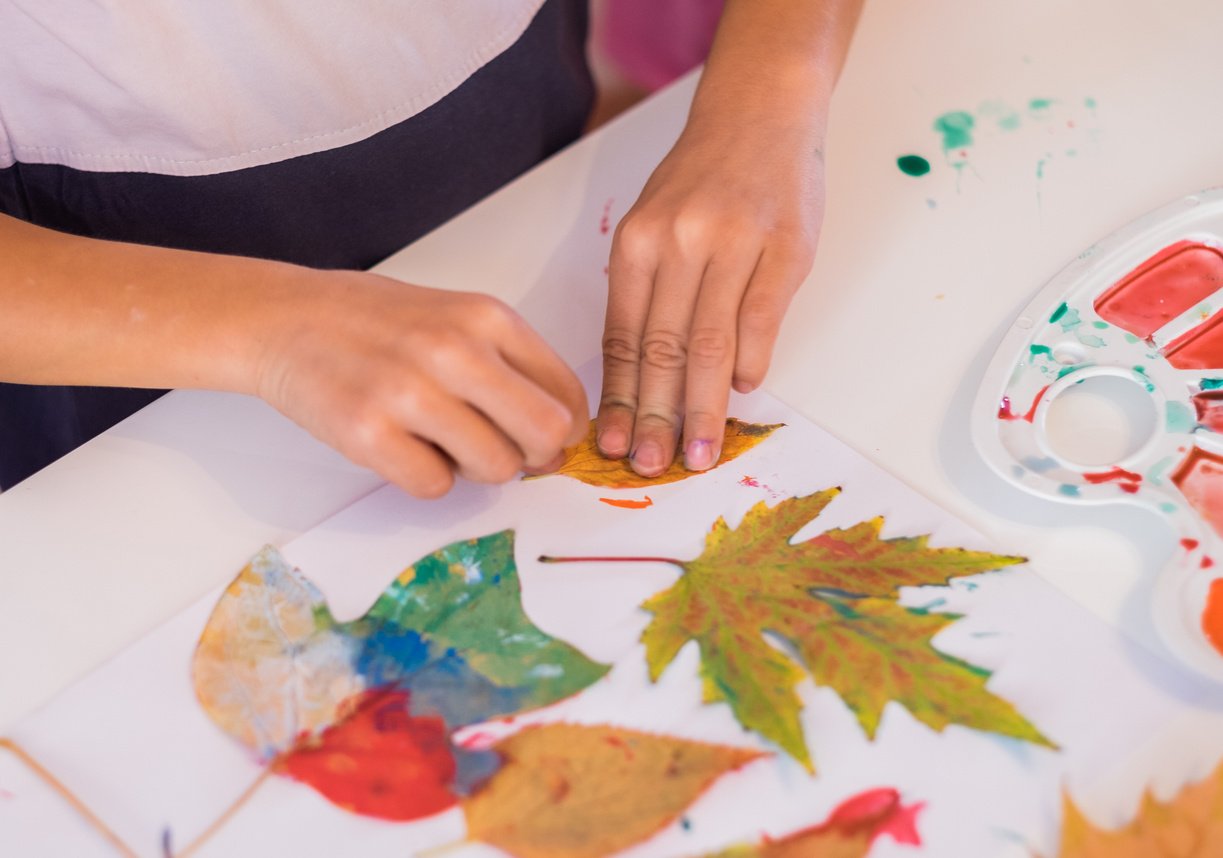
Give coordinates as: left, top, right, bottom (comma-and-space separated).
1172, 447, 1223, 537
0, 787, 13, 800
1083, 467, 1143, 492
600, 198, 614, 235
1204, 556, 1215, 569
998, 385, 1051, 422
456, 731, 498, 750
1095, 240, 1223, 339
770, 787, 923, 848
279, 688, 457, 821
1203, 578, 1223, 657
739, 475, 761, 488
603, 734, 636, 761
598, 495, 653, 509
1182, 538, 1201, 551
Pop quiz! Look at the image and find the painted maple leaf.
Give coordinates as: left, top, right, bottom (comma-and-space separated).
1056, 758, 1223, 857
543, 488, 1048, 770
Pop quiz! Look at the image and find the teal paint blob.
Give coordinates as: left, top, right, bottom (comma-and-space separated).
1092, 321, 1109, 329
1021, 456, 1059, 473
1084, 96, 1097, 109
1076, 332, 1107, 348
1029, 344, 1053, 360
1049, 302, 1069, 323
1058, 484, 1081, 497
1029, 98, 1055, 112
1201, 378, 1223, 390
933, 111, 975, 151
1123, 333, 1141, 344
1132, 365, 1155, 392
998, 112, 1022, 131
1159, 502, 1177, 514
1166, 401, 1196, 434
1148, 456, 1176, 487
897, 154, 931, 176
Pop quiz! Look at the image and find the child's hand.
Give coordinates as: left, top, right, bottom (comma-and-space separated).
256, 272, 588, 498
597, 105, 824, 477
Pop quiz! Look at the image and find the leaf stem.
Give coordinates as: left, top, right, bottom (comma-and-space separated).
0, 737, 140, 858
537, 555, 685, 567
173, 764, 275, 858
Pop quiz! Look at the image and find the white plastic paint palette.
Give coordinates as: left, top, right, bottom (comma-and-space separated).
972, 188, 1223, 682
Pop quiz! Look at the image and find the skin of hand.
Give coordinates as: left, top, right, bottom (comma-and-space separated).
596, 0, 865, 477
0, 214, 587, 498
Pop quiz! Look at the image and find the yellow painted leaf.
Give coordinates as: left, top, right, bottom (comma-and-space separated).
532, 418, 784, 489
701, 786, 924, 857
1058, 759, 1223, 857
462, 723, 764, 858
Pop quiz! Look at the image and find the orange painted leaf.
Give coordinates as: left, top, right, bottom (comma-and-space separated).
702, 786, 924, 857
278, 687, 461, 821
640, 489, 1042, 770
534, 419, 784, 489
1057, 759, 1223, 857
462, 723, 764, 858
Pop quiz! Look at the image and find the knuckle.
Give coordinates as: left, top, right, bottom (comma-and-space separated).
533, 406, 572, 453
670, 209, 713, 253
344, 408, 390, 456
613, 214, 657, 261
602, 327, 641, 367
467, 294, 517, 332
688, 327, 732, 369
739, 302, 784, 340
640, 330, 688, 372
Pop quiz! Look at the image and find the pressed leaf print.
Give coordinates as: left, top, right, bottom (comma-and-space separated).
701, 786, 924, 857
531, 418, 783, 489
462, 723, 764, 858
193, 534, 610, 820
1056, 759, 1223, 857
543, 488, 1044, 770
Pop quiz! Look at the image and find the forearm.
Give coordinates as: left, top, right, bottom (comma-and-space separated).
691, 0, 865, 133
0, 213, 300, 393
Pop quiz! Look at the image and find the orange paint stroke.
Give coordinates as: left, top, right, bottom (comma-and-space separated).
599, 496, 654, 510
1202, 578, 1223, 657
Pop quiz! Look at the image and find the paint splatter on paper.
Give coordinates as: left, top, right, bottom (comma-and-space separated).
700, 786, 924, 857
461, 723, 763, 858
543, 489, 1047, 770
1057, 758, 1223, 856
531, 419, 783, 490
193, 535, 610, 819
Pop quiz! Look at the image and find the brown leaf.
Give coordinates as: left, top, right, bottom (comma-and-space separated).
462, 723, 764, 858
1058, 759, 1223, 857
531, 419, 784, 489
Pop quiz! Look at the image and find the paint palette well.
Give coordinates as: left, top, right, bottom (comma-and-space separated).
972, 188, 1223, 682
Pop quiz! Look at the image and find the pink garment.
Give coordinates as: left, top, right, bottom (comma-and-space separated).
600, 0, 725, 91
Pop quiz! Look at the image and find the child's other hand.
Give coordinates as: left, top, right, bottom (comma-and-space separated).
256, 272, 588, 498
597, 101, 824, 477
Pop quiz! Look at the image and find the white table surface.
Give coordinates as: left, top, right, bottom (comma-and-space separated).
4, 0, 1223, 730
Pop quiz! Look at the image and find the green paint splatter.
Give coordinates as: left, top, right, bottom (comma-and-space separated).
1049, 302, 1068, 323
1123, 333, 1140, 344
1029, 98, 1055, 112
1084, 96, 1097, 109
1076, 332, 1107, 348
933, 111, 975, 151
1058, 484, 1081, 497
1058, 308, 1082, 331
1057, 363, 1092, 379
998, 112, 1022, 131
1166, 401, 1196, 434
1159, 502, 1177, 514
1147, 456, 1176, 487
897, 155, 931, 176
1029, 344, 1053, 360
1132, 366, 1155, 392
1091, 321, 1109, 329
1201, 378, 1223, 390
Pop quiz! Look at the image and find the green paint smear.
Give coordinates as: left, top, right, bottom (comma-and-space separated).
1059, 308, 1082, 331
1029, 344, 1053, 360
1148, 456, 1176, 487
897, 154, 931, 176
1201, 378, 1223, 390
1123, 333, 1140, 344
1049, 302, 1069, 324
1085, 96, 1097, 109
1029, 98, 1055, 111
1076, 332, 1106, 348
933, 111, 975, 151
1057, 363, 1092, 379
1132, 365, 1155, 392
1058, 484, 1081, 497
998, 113, 1022, 131
1092, 321, 1109, 330
1166, 401, 1196, 434
1159, 502, 1177, 514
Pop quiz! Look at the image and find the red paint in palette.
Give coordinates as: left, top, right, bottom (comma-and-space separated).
1182, 538, 1200, 551
1094, 240, 1223, 338
1193, 389, 1223, 431
1203, 578, 1223, 657
1082, 467, 1142, 493
998, 385, 1051, 422
1171, 447, 1223, 537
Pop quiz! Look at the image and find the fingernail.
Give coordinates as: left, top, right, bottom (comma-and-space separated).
685, 439, 715, 471
631, 440, 664, 474
598, 426, 629, 457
